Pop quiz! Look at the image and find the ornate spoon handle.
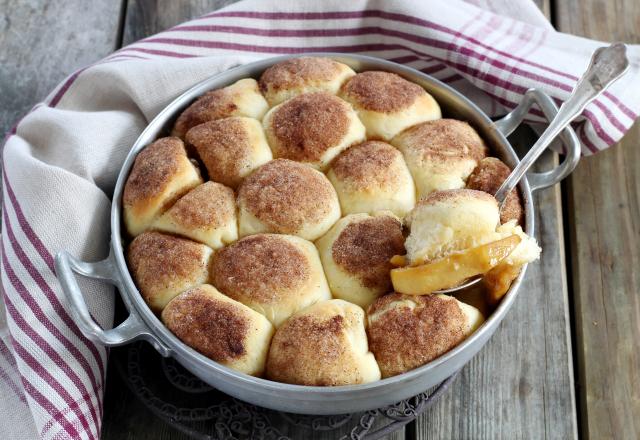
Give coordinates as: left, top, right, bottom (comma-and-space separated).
494, 43, 630, 204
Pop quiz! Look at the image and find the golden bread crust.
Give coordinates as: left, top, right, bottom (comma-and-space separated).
266, 300, 380, 385
212, 234, 309, 304
367, 293, 467, 378
260, 57, 343, 93
186, 116, 271, 189
467, 157, 523, 225
331, 141, 401, 190
162, 286, 250, 362
160, 181, 235, 231
340, 71, 424, 113
127, 231, 212, 311
172, 79, 266, 138
237, 159, 338, 235
267, 92, 350, 163
394, 119, 488, 164
332, 215, 404, 290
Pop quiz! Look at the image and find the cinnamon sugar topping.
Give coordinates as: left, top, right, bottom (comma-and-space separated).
212, 234, 309, 304
164, 181, 235, 230
238, 159, 337, 234
398, 119, 488, 162
185, 118, 252, 188
332, 215, 404, 289
123, 137, 188, 206
467, 157, 524, 225
367, 293, 467, 378
269, 92, 350, 162
341, 71, 425, 113
162, 287, 249, 362
173, 89, 240, 138
260, 57, 343, 93
331, 141, 401, 189
127, 232, 210, 304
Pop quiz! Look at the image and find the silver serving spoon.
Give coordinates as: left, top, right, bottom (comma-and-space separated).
437, 42, 630, 295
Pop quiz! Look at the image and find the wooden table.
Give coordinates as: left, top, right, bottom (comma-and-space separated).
1, 1, 638, 439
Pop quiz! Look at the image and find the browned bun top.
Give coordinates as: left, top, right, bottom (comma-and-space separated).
265, 300, 374, 386
173, 89, 240, 138
212, 234, 310, 304
397, 119, 488, 162
268, 92, 350, 162
367, 293, 467, 377
260, 57, 345, 93
162, 286, 249, 362
420, 187, 496, 206
238, 159, 337, 234
267, 313, 347, 386
123, 137, 190, 207
164, 181, 236, 230
185, 117, 251, 187
340, 71, 425, 113
331, 141, 402, 189
332, 215, 405, 289
466, 157, 523, 225
127, 232, 210, 297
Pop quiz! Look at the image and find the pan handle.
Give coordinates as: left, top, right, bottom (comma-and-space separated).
55, 249, 172, 357
494, 88, 581, 192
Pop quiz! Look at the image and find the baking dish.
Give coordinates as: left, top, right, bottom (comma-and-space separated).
55, 53, 580, 415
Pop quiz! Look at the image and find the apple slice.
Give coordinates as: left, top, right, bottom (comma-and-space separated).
391, 235, 521, 295
389, 254, 407, 267
483, 263, 523, 305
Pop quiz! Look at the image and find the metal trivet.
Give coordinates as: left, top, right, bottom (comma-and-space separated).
113, 341, 458, 440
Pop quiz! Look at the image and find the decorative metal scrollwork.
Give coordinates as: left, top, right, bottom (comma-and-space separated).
114, 342, 458, 440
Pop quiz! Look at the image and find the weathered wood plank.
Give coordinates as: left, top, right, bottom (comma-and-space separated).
0, 0, 125, 136
103, 1, 404, 438
414, 132, 578, 440
414, 0, 577, 437
555, 1, 640, 438
121, 0, 235, 46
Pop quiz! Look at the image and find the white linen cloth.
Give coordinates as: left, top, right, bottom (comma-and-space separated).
1, 0, 638, 438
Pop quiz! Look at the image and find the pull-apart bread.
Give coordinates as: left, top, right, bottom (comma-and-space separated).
316, 212, 404, 309
172, 78, 269, 138
467, 157, 523, 225
259, 56, 355, 106
237, 159, 341, 241
391, 119, 488, 199
153, 181, 237, 250
212, 234, 331, 327
327, 141, 416, 218
163, 285, 274, 376
128, 231, 212, 312
262, 92, 366, 170
266, 299, 381, 386
185, 116, 272, 189
122, 56, 541, 382
123, 137, 202, 237
404, 189, 539, 267
367, 293, 483, 378
339, 71, 441, 141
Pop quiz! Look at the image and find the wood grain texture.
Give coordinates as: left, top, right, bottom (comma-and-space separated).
0, 0, 125, 136
556, 2, 640, 438
414, 132, 578, 440
415, 0, 578, 437
122, 0, 235, 46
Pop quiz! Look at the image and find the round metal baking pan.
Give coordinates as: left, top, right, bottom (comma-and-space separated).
56, 53, 580, 415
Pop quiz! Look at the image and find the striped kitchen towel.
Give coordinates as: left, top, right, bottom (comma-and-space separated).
1, 0, 639, 439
